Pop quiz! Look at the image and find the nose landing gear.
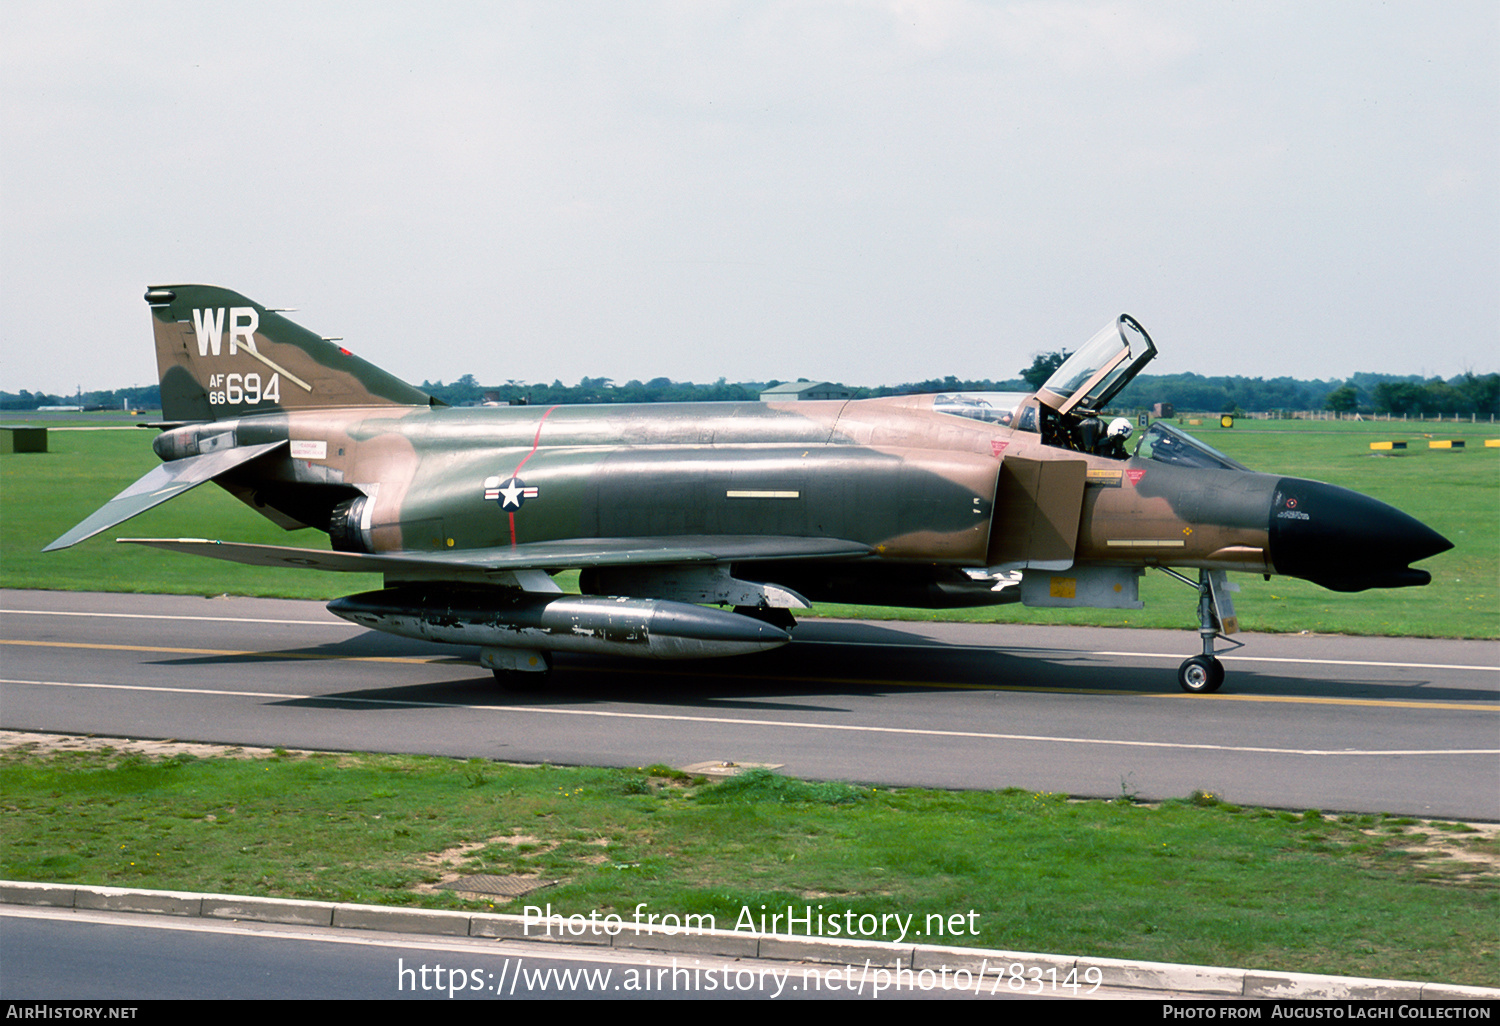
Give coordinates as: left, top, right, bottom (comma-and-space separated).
1158, 568, 1243, 694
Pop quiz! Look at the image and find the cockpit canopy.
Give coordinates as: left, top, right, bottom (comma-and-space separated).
1036, 314, 1156, 416
931, 392, 1029, 425
927, 315, 1246, 472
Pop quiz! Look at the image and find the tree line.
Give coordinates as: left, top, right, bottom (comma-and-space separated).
0, 384, 162, 412
423, 366, 1500, 417
3, 367, 1496, 417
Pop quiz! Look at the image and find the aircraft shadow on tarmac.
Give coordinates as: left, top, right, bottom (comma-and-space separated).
144, 620, 1488, 710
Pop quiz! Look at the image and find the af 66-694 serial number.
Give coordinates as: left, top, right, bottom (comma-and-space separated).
207, 372, 281, 405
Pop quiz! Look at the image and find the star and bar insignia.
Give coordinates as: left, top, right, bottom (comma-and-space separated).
483, 476, 539, 510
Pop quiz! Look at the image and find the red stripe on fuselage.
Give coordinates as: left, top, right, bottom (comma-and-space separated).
511, 406, 559, 479
508, 406, 559, 547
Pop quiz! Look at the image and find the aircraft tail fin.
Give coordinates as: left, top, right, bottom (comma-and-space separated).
147, 284, 440, 422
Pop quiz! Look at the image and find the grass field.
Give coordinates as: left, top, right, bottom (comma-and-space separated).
1, 743, 1495, 986
2, 414, 1496, 636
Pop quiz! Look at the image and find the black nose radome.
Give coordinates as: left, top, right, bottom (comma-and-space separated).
1269, 478, 1453, 592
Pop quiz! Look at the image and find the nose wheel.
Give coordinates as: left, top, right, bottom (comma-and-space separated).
1177, 654, 1225, 694
1158, 568, 1243, 694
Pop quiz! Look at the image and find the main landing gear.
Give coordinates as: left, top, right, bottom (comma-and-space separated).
1157, 568, 1244, 694
733, 605, 798, 631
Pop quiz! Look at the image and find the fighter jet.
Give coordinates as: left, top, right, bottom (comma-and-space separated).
46, 285, 1452, 693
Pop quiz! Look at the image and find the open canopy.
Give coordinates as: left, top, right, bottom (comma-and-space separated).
1036, 314, 1156, 416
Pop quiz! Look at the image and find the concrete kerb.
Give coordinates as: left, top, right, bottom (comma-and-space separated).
4, 881, 1497, 1000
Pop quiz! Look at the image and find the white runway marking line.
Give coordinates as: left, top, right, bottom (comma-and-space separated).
0, 608, 350, 627
2, 677, 1496, 757
1103, 651, 1497, 673
5, 608, 1495, 673
798, 638, 1500, 674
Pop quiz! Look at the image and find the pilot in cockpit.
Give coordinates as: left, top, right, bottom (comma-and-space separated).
1099, 417, 1133, 459
1074, 415, 1133, 458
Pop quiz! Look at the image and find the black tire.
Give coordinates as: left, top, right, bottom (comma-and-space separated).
733, 605, 797, 631
1178, 655, 1224, 694
492, 667, 549, 691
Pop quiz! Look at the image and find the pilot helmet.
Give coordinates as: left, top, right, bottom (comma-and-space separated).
1107, 417, 1133, 440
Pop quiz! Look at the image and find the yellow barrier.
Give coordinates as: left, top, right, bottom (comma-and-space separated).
1428, 440, 1465, 449
1369, 441, 1407, 451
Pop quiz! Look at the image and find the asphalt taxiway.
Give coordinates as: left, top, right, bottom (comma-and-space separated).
2, 589, 1496, 819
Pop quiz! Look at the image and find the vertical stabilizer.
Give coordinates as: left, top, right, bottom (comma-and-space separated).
147, 284, 437, 422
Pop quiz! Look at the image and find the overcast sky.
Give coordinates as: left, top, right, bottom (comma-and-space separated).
2, 1, 1495, 395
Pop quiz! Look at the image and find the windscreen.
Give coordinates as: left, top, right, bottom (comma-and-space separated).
1133, 421, 1248, 471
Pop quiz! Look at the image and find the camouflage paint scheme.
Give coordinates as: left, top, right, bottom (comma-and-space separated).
46, 285, 1451, 692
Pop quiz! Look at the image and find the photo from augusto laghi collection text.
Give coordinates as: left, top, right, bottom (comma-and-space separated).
1166, 1011, 1494, 1020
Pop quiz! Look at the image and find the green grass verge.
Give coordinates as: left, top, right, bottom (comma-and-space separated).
3, 416, 1496, 635
2, 745, 1495, 986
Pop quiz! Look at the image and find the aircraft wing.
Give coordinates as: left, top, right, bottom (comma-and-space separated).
116, 535, 873, 580
43, 441, 288, 552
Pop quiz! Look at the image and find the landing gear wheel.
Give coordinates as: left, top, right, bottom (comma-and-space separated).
492, 667, 550, 691
1177, 655, 1224, 694
733, 605, 797, 631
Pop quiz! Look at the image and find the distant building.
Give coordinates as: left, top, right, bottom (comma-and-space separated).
759, 381, 853, 402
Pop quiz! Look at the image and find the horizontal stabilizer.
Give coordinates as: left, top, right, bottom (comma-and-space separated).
43, 441, 288, 551
116, 534, 872, 578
